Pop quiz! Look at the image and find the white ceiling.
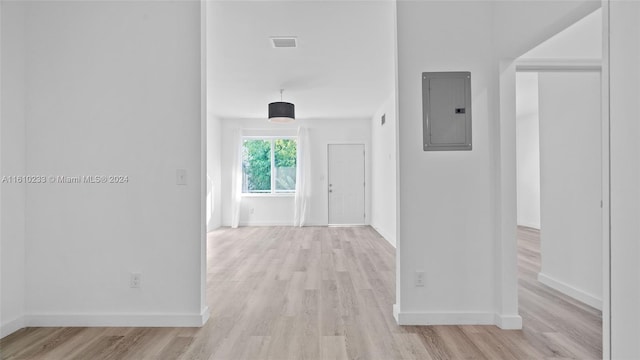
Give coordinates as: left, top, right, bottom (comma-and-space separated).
206, 1, 396, 120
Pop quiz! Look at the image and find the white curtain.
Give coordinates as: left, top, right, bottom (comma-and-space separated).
294, 126, 311, 227
230, 129, 243, 228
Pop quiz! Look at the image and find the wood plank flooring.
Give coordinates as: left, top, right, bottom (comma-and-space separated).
1, 226, 602, 359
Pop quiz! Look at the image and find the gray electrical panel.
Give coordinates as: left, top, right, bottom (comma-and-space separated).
422, 72, 472, 151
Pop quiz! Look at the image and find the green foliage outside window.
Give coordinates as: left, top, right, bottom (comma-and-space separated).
243, 138, 296, 193
243, 139, 271, 192
274, 139, 296, 192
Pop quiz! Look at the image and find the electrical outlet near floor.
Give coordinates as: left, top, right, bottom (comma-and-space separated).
415, 271, 425, 287
130, 273, 142, 289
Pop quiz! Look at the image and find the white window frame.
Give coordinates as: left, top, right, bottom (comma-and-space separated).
241, 136, 297, 196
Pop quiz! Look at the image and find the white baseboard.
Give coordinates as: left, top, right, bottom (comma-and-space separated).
393, 304, 400, 323
238, 222, 294, 227
223, 222, 330, 228
393, 304, 521, 329
25, 307, 210, 328
538, 272, 602, 310
1, 316, 25, 338
207, 224, 221, 232
200, 306, 210, 325
393, 306, 495, 326
493, 313, 523, 329
517, 222, 540, 230
371, 225, 396, 248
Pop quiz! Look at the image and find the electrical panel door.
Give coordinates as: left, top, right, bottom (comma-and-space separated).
422, 72, 472, 151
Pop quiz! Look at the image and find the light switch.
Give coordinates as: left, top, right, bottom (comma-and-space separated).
176, 169, 187, 185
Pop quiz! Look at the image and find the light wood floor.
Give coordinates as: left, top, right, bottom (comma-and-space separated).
1, 226, 602, 359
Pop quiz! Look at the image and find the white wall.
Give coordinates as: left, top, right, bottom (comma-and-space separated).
370, 94, 397, 247
537, 72, 602, 309
396, 1, 497, 324
205, 0, 222, 233
515, 73, 541, 229
608, 1, 640, 357
206, 115, 222, 231
0, 1, 27, 337
395, 0, 600, 328
220, 118, 371, 227
21, 1, 206, 327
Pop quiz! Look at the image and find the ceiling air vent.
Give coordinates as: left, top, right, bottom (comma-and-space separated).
270, 37, 297, 48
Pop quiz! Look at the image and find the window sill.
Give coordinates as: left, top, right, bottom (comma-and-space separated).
241, 193, 295, 198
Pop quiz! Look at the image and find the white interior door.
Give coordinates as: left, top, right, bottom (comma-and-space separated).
328, 144, 365, 225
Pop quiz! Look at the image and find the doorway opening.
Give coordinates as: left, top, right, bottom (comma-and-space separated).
203, 4, 399, 356
513, 7, 604, 358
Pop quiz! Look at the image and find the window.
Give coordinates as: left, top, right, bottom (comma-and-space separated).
242, 137, 296, 194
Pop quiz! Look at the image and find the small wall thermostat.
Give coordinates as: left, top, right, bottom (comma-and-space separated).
422, 71, 472, 151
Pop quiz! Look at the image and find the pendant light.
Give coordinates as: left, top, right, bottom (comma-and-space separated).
268, 89, 295, 123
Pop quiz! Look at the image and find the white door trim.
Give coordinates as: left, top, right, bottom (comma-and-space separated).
498, 57, 610, 351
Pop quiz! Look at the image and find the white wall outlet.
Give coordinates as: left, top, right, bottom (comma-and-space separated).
176, 169, 187, 185
415, 271, 425, 287
130, 273, 142, 288
250, 208, 255, 214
